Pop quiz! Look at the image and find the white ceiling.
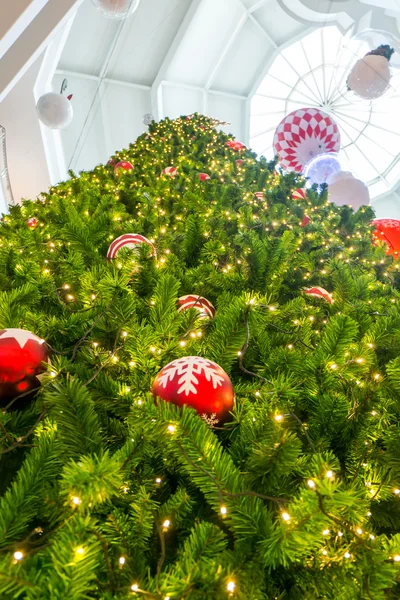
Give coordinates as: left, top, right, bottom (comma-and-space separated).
3, 0, 400, 215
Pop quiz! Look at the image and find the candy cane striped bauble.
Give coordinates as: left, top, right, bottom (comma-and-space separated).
107, 234, 155, 260
292, 188, 307, 200
254, 192, 264, 200
197, 173, 210, 181
178, 295, 215, 319
300, 215, 310, 227
162, 167, 177, 177
274, 108, 340, 173
114, 161, 133, 176
303, 287, 333, 304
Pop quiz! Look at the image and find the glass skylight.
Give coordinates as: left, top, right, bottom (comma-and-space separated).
250, 25, 400, 199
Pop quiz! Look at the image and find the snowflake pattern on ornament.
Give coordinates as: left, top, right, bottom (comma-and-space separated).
201, 413, 220, 427
157, 357, 225, 396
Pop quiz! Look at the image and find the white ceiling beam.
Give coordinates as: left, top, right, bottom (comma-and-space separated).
161, 80, 247, 100
205, 11, 247, 90
150, 0, 202, 120
0, 0, 84, 103
0, 0, 49, 61
56, 69, 151, 91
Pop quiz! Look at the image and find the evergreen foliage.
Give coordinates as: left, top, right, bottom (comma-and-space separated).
0, 114, 400, 598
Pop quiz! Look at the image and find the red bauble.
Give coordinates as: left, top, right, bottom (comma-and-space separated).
372, 219, 400, 256
26, 217, 38, 229
152, 356, 234, 423
114, 161, 133, 177
226, 140, 246, 152
236, 159, 244, 167
107, 158, 116, 167
0, 377, 41, 410
0, 329, 48, 383
178, 295, 215, 319
197, 173, 210, 182
254, 192, 264, 200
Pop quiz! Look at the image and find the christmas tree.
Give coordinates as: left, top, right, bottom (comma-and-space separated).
1, 113, 400, 599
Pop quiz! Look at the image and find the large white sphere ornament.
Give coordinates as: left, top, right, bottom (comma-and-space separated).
36, 93, 73, 130
304, 153, 342, 186
327, 171, 370, 211
90, 0, 140, 19
347, 49, 392, 100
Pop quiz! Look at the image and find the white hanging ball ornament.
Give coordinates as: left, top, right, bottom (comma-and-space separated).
90, 0, 140, 19
143, 113, 154, 126
36, 93, 73, 130
304, 153, 342, 186
347, 53, 392, 100
327, 171, 370, 211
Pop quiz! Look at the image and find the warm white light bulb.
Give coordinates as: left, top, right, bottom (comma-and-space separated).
13, 551, 23, 561
282, 512, 290, 522
326, 470, 334, 479
220, 505, 227, 515
119, 556, 126, 565
275, 415, 283, 422
131, 583, 139, 591
163, 519, 171, 529
167, 425, 175, 434
344, 552, 351, 559
227, 581, 236, 592
72, 496, 81, 505
307, 479, 316, 489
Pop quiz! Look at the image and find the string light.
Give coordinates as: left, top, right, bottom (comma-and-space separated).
131, 583, 139, 591
119, 556, 126, 565
72, 496, 81, 506
167, 425, 175, 434
322, 529, 330, 536
227, 581, 236, 592
307, 479, 316, 489
220, 505, 227, 515
281, 512, 290, 522
162, 519, 171, 530
326, 470, 334, 479
13, 551, 23, 561
344, 552, 351, 559
76, 547, 85, 555
394, 555, 400, 562
275, 414, 283, 422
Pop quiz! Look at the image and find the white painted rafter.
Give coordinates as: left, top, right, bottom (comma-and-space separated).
0, 0, 49, 61
0, 0, 84, 103
150, 0, 202, 120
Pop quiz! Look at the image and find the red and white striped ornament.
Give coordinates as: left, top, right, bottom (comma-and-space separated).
26, 217, 38, 229
107, 234, 155, 260
114, 161, 133, 177
274, 108, 340, 173
303, 287, 333, 304
300, 215, 310, 227
292, 188, 307, 201
197, 173, 210, 182
254, 192, 264, 200
162, 167, 178, 177
178, 295, 215, 319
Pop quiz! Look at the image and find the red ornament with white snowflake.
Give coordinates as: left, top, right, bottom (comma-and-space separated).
114, 161, 133, 177
177, 295, 215, 319
0, 329, 48, 383
303, 287, 333, 304
162, 167, 178, 177
226, 140, 246, 152
107, 233, 155, 260
372, 219, 400, 256
152, 356, 234, 423
197, 173, 210, 182
26, 217, 38, 229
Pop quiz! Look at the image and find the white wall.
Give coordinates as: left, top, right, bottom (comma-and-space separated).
0, 54, 50, 203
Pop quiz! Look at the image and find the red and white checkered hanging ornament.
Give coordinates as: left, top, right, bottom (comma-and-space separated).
274, 108, 340, 173
107, 234, 155, 260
